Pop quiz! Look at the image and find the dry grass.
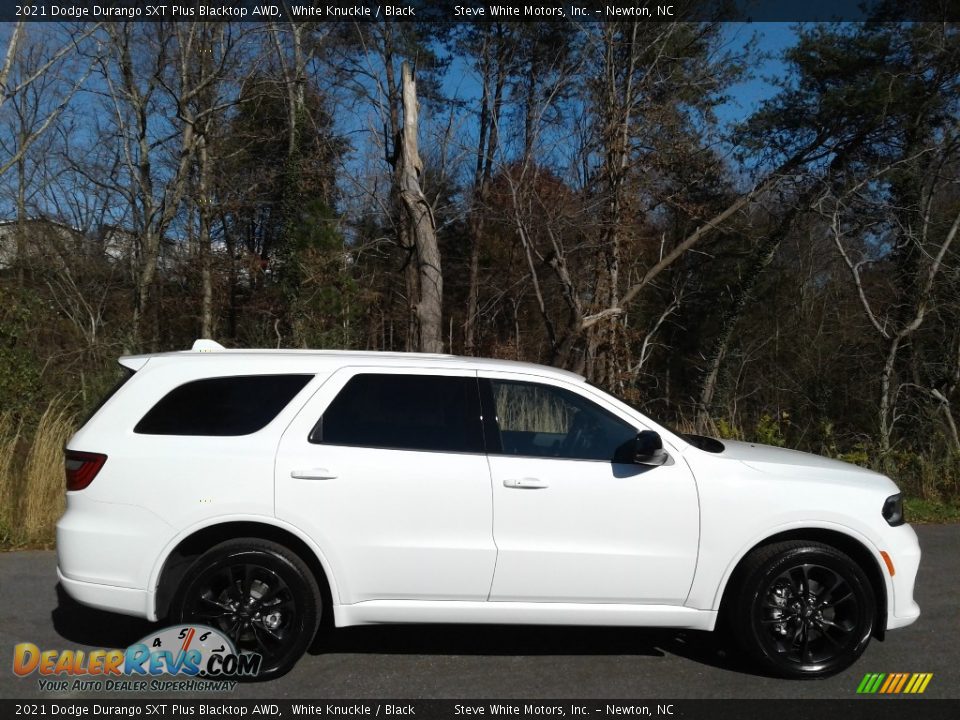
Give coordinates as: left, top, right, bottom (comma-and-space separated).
0, 399, 75, 548
0, 413, 22, 545
494, 383, 572, 433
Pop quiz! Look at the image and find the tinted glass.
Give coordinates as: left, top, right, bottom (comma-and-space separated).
313, 374, 483, 453
490, 380, 637, 461
135, 375, 313, 436
79, 367, 134, 428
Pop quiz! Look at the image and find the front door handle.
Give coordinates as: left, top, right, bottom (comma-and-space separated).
503, 477, 548, 489
290, 468, 338, 480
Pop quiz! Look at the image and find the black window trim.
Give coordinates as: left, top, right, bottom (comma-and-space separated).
303, 371, 644, 461
478, 377, 641, 463
308, 371, 488, 455
134, 373, 315, 437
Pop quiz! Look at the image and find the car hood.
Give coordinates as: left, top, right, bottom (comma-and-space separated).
713, 439, 895, 489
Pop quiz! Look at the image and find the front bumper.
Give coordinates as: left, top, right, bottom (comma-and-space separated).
884, 523, 922, 631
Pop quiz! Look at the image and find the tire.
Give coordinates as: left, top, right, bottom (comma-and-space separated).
173, 538, 321, 681
728, 540, 875, 679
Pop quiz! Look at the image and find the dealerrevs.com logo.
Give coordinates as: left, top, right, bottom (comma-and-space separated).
13, 625, 261, 692
856, 672, 934, 694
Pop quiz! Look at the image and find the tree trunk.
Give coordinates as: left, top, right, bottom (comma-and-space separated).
465, 31, 507, 355
464, 214, 483, 354
15, 153, 26, 286
197, 137, 214, 339
879, 335, 901, 459
464, 36, 491, 356
395, 62, 443, 353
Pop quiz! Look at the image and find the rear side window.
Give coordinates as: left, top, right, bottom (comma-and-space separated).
312, 374, 483, 453
79, 367, 135, 428
135, 375, 313, 436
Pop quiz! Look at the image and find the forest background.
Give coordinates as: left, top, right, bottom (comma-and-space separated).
1, 12, 959, 546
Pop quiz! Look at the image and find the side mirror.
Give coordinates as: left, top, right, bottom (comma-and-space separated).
634, 430, 669, 467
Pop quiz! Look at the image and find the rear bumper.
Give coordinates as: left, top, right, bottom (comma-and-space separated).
57, 566, 153, 619
56, 494, 172, 622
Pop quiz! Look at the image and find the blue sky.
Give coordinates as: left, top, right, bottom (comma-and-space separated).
716, 22, 795, 127
1, 21, 801, 222
436, 22, 796, 135
422, 22, 799, 192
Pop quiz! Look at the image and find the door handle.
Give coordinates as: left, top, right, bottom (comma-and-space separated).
290, 468, 338, 480
503, 477, 548, 489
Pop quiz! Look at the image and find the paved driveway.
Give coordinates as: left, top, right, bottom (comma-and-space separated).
1, 525, 956, 699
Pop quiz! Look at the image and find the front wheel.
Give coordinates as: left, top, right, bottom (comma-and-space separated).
173, 538, 321, 681
729, 541, 876, 678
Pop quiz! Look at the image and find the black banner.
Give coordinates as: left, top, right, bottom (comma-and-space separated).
1, 0, 958, 24
1, 700, 959, 720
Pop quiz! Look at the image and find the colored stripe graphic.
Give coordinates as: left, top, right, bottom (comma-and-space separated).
879, 674, 896, 693
870, 673, 886, 693
893, 673, 910, 693
857, 673, 932, 694
857, 673, 880, 693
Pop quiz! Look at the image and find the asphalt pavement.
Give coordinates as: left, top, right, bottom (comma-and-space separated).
1, 524, 956, 700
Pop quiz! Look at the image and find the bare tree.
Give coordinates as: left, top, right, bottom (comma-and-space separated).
94, 23, 245, 347
459, 23, 514, 354
392, 62, 442, 353
0, 23, 100, 179
826, 139, 960, 457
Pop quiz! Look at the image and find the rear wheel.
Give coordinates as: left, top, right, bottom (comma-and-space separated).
729, 541, 875, 678
174, 538, 321, 681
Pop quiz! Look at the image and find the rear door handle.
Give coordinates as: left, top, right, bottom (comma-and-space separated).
290, 468, 338, 480
503, 477, 548, 489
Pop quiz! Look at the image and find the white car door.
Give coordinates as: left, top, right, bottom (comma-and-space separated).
275, 368, 497, 604
481, 373, 700, 605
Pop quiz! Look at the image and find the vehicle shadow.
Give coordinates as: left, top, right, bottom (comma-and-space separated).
309, 623, 761, 676
52, 584, 761, 677
52, 584, 157, 649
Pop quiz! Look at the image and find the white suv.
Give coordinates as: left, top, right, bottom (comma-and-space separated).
57, 341, 921, 680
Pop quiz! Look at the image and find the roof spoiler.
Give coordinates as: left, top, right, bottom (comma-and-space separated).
118, 339, 225, 371
118, 355, 149, 371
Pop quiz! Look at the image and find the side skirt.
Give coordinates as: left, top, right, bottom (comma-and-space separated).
333, 600, 717, 631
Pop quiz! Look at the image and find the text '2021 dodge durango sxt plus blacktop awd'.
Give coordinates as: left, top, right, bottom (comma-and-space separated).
57, 340, 920, 680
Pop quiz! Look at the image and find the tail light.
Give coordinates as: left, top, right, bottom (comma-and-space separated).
65, 451, 107, 491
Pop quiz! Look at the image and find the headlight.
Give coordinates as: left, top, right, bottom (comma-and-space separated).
882, 493, 905, 526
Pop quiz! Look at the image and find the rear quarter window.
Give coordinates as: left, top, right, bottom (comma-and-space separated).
135, 374, 313, 436
79, 367, 135, 429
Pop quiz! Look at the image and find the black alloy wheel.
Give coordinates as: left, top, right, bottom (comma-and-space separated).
175, 539, 321, 681
730, 541, 876, 678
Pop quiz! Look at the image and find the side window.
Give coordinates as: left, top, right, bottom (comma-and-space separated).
79, 366, 135, 429
312, 374, 484, 453
489, 380, 637, 462
135, 375, 313, 436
